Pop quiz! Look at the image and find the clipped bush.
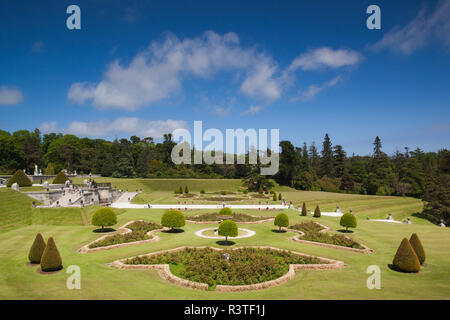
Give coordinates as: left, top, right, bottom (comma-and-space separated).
340, 212, 357, 231
179, 186, 183, 194
219, 207, 233, 216
274, 213, 289, 231
28, 233, 46, 264
200, 189, 205, 194
273, 193, 277, 201
52, 171, 69, 184
218, 219, 238, 242
409, 233, 426, 265
184, 186, 189, 194
278, 193, 282, 200
258, 186, 264, 194
243, 189, 248, 194
221, 190, 227, 195
392, 238, 420, 273
314, 205, 321, 218
7, 169, 32, 187
161, 209, 185, 230
40, 237, 63, 272
301, 202, 307, 216
91, 207, 117, 231
174, 189, 180, 195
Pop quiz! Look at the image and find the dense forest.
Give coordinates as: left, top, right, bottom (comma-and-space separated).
0, 128, 448, 224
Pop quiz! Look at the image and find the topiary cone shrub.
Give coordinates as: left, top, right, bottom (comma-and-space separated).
409, 233, 426, 265
184, 186, 189, 194
218, 219, 238, 243
392, 238, 420, 273
273, 193, 277, 201
274, 213, 289, 231
340, 212, 357, 232
314, 205, 321, 218
219, 207, 232, 216
278, 193, 282, 201
301, 202, 307, 216
28, 233, 46, 264
91, 207, 117, 231
161, 209, 185, 231
7, 169, 32, 187
52, 171, 69, 184
40, 237, 63, 272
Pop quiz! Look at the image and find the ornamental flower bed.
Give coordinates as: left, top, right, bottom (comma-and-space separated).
289, 221, 326, 233
124, 247, 324, 287
188, 212, 272, 223
88, 221, 161, 249
301, 231, 364, 250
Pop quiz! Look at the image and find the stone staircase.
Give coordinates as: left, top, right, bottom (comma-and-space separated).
50, 190, 82, 207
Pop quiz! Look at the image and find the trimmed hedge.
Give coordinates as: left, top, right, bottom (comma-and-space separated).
52, 171, 69, 184
7, 169, 32, 187
314, 205, 321, 218
40, 237, 63, 272
301, 202, 307, 216
91, 207, 117, 230
392, 238, 420, 273
219, 207, 232, 216
409, 233, 426, 265
340, 212, 357, 231
218, 219, 238, 241
161, 209, 185, 230
274, 213, 289, 231
28, 233, 46, 264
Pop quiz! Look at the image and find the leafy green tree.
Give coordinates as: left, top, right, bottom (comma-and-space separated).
274, 213, 289, 231
319, 134, 334, 177
161, 209, 185, 231
91, 208, 117, 231
340, 173, 355, 192
333, 145, 347, 178
340, 213, 357, 231
242, 172, 274, 192
276, 140, 300, 186
44, 163, 55, 175
101, 153, 115, 177
218, 220, 238, 242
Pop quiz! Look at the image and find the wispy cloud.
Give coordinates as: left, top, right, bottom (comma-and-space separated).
68, 31, 283, 110
0, 86, 23, 105
241, 105, 264, 116
123, 5, 141, 24
286, 47, 362, 72
40, 118, 187, 139
292, 76, 342, 102
368, 0, 450, 55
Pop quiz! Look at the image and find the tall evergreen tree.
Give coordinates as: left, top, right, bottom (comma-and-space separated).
319, 134, 334, 177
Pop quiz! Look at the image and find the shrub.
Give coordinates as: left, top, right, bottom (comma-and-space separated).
243, 189, 248, 194
313, 205, 321, 218
52, 171, 69, 184
218, 220, 238, 242
274, 213, 289, 231
91, 207, 117, 231
161, 209, 185, 230
270, 190, 275, 195
219, 207, 232, 216
40, 237, 63, 272
290, 221, 325, 233
200, 189, 205, 194
174, 189, 180, 195
302, 232, 363, 249
221, 191, 227, 195
340, 213, 357, 231
258, 186, 264, 194
44, 163, 55, 175
7, 169, 32, 187
392, 238, 420, 272
184, 186, 189, 194
28, 233, 46, 264
409, 233, 426, 265
273, 193, 277, 201
301, 202, 307, 216
278, 193, 282, 200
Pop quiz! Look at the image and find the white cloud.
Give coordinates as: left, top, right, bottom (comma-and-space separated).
212, 106, 232, 117
287, 47, 362, 72
40, 118, 187, 139
293, 76, 342, 101
0, 86, 23, 105
241, 105, 264, 116
368, 1, 450, 55
68, 31, 282, 110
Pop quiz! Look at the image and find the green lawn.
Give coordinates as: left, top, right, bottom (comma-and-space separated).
0, 179, 448, 300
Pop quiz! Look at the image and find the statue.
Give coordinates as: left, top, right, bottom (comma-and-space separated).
34, 164, 38, 176
11, 182, 19, 191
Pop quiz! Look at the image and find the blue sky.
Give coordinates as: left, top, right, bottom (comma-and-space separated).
0, 0, 449, 155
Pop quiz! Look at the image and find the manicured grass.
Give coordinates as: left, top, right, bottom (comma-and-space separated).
0, 179, 447, 299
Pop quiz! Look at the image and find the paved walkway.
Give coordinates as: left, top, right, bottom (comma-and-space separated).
111, 203, 288, 210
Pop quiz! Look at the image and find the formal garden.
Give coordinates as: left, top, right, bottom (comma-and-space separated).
0, 178, 449, 299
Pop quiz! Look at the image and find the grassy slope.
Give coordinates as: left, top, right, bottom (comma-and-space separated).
0, 208, 448, 299
0, 179, 447, 299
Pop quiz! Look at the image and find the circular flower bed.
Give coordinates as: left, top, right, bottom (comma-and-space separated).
124, 247, 323, 288
187, 212, 273, 223
195, 227, 255, 239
